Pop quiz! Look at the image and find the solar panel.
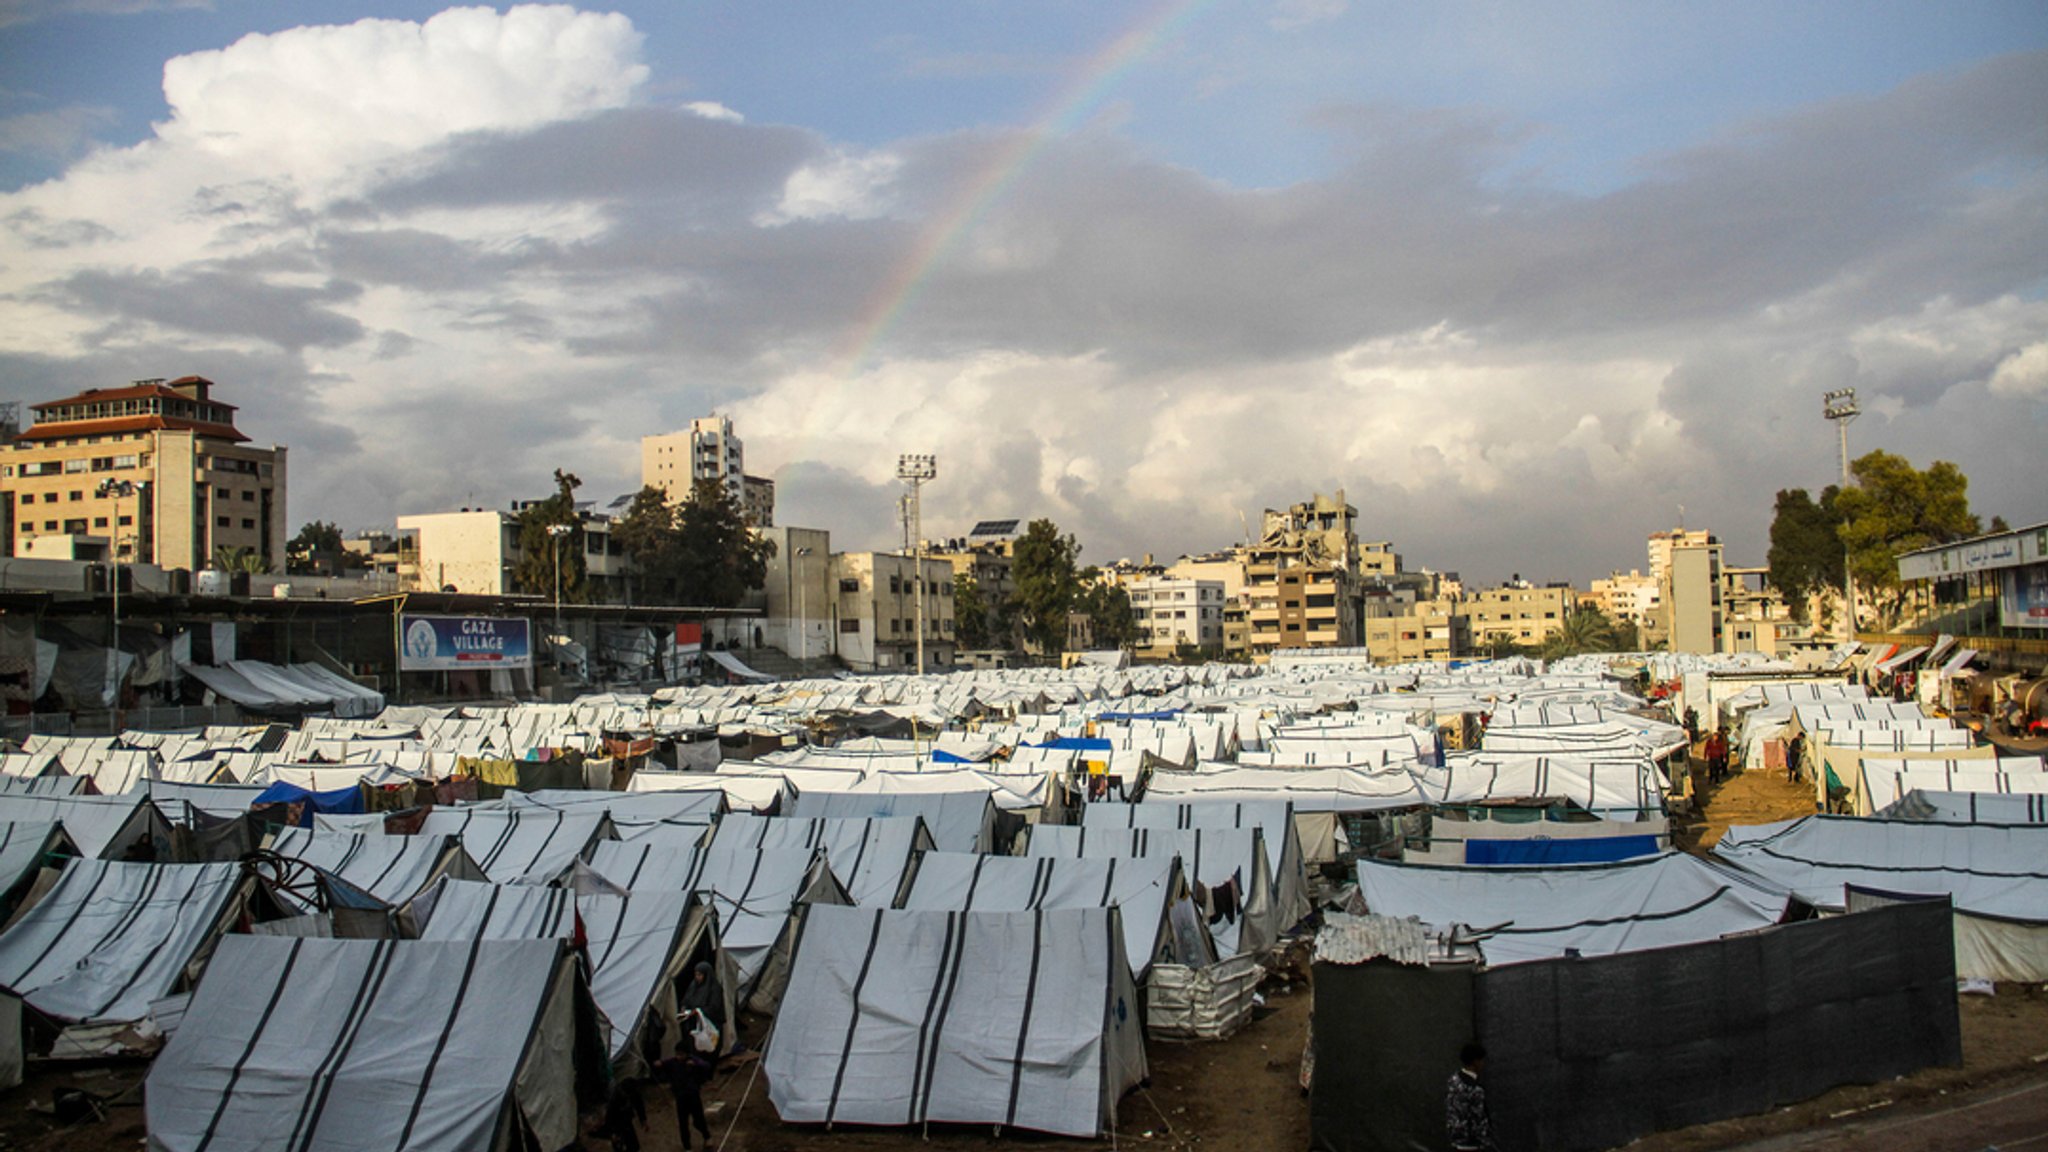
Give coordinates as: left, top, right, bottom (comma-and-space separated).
969, 519, 1020, 538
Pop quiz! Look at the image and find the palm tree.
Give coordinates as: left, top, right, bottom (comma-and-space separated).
212, 545, 271, 575
1542, 607, 1619, 660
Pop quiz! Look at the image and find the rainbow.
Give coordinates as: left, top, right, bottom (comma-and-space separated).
834, 0, 1216, 377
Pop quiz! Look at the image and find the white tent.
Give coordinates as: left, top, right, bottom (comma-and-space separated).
1085, 800, 1313, 931
415, 807, 611, 884
580, 840, 847, 1007
145, 936, 602, 1152
899, 852, 1213, 977
787, 788, 998, 852
266, 827, 484, 910
1028, 823, 1276, 956
709, 814, 935, 907
0, 793, 164, 859
1715, 816, 2048, 982
1355, 852, 1789, 966
407, 877, 722, 1067
765, 905, 1147, 1138
0, 859, 246, 1051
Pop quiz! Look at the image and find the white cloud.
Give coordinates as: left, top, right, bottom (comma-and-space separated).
155, 5, 645, 193
1989, 342, 2048, 398
683, 101, 743, 123
1271, 0, 1348, 31
0, 0, 206, 28
758, 148, 902, 225
0, 104, 115, 158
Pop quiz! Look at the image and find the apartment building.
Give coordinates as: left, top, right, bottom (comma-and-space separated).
1721, 564, 1791, 656
1364, 598, 1472, 664
1, 376, 287, 572
641, 415, 774, 526
830, 551, 957, 671
1590, 569, 1660, 627
398, 506, 630, 600
1245, 490, 1365, 657
1467, 584, 1576, 650
1650, 532, 1724, 654
1127, 576, 1224, 658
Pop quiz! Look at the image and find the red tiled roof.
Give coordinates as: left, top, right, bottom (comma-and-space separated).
10, 415, 249, 444
30, 377, 236, 411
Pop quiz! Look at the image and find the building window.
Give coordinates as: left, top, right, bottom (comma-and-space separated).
93, 517, 107, 528
42, 521, 56, 531
63, 459, 87, 473
118, 516, 132, 527
68, 490, 82, 501
216, 487, 229, 498
217, 516, 231, 528
839, 619, 861, 634
241, 491, 255, 502
241, 518, 255, 529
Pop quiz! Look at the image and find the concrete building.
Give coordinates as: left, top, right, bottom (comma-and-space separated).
641, 414, 774, 526
1654, 533, 1724, 654
1, 376, 287, 572
755, 525, 833, 662
398, 505, 630, 601
1720, 565, 1790, 656
1364, 598, 1471, 664
1590, 569, 1661, 628
1244, 491, 1365, 657
830, 551, 956, 672
1127, 576, 1224, 658
1467, 584, 1577, 651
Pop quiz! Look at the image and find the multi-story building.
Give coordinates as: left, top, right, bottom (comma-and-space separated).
398, 505, 629, 600
830, 551, 956, 671
1244, 491, 1365, 657
1720, 564, 1791, 656
754, 525, 833, 660
1, 376, 287, 571
641, 415, 775, 525
1590, 569, 1661, 627
1467, 584, 1577, 651
1127, 576, 1224, 658
1652, 532, 1724, 654
1364, 597, 1472, 664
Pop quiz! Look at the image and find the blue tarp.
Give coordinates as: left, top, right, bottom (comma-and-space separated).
250, 782, 365, 825
930, 749, 971, 764
1034, 738, 1114, 751
1463, 835, 1660, 866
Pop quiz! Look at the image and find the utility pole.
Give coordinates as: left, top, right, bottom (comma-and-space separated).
795, 545, 814, 669
547, 522, 572, 658
95, 478, 141, 733
896, 454, 936, 675
1823, 389, 1860, 642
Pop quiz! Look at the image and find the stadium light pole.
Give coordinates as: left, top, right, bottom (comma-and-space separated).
95, 477, 139, 734
896, 454, 936, 675
1823, 389, 1860, 643
547, 522, 573, 654
795, 545, 814, 668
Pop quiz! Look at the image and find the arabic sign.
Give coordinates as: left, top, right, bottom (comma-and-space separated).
1899, 526, 2048, 581
400, 614, 532, 671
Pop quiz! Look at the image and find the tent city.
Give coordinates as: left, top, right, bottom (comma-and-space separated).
0, 4, 2044, 1151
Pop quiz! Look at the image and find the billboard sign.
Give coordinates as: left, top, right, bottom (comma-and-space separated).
400, 614, 532, 671
2003, 565, 2048, 630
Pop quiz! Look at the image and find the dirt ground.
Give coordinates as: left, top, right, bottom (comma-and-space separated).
6, 761, 2043, 1152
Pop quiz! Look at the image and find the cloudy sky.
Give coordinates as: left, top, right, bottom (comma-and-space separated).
2, 2, 2044, 585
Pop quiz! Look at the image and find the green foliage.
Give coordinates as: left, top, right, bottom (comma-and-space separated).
954, 573, 1000, 649
1076, 570, 1138, 652
672, 478, 775, 609
612, 486, 681, 602
1765, 486, 1844, 622
286, 520, 345, 573
1008, 519, 1083, 655
512, 469, 588, 603
212, 544, 271, 575
1834, 450, 1980, 623
1541, 606, 1620, 661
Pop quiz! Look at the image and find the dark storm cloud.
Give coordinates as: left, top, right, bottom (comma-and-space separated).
49, 266, 366, 351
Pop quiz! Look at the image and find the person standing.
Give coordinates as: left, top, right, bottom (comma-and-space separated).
1704, 728, 1729, 785
656, 1045, 713, 1151
1446, 1042, 1496, 1152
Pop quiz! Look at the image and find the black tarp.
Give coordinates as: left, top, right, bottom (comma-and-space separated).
1310, 959, 1476, 1152
1310, 901, 1962, 1152
1477, 899, 1962, 1152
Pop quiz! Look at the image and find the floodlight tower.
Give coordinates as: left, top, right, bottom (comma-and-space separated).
1822, 389, 1860, 641
896, 454, 937, 675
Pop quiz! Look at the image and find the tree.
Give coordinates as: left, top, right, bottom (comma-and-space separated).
673, 478, 774, 608
612, 485, 681, 603
512, 470, 588, 602
212, 545, 271, 575
286, 520, 344, 573
1008, 519, 1082, 656
1541, 606, 1619, 661
1833, 450, 1981, 625
954, 573, 998, 650
1766, 486, 1844, 623
1075, 570, 1138, 652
